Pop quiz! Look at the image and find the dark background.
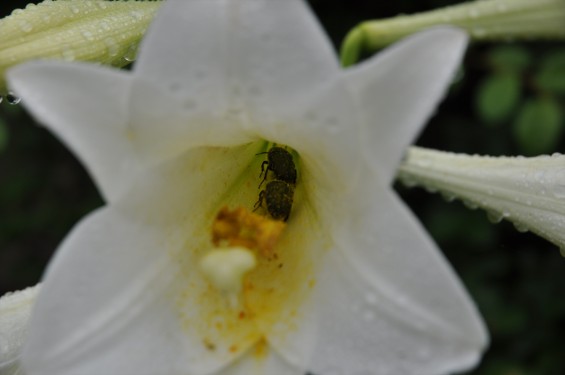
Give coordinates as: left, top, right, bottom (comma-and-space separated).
1, 1, 564, 374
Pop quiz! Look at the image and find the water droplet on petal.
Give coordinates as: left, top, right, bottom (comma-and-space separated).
463, 200, 478, 210
400, 176, 417, 188
6, 92, 21, 105
123, 44, 139, 62
104, 37, 119, 57
82, 30, 95, 41
487, 211, 503, 224
513, 222, 529, 233
100, 21, 111, 31
441, 192, 456, 202
129, 10, 144, 21
19, 20, 33, 33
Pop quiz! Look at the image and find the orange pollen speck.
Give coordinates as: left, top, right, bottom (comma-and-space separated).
211, 206, 286, 257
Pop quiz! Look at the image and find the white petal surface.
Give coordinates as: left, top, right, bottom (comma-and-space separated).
130, 0, 341, 161
22, 208, 198, 375
399, 146, 565, 250
22, 143, 278, 375
276, 176, 487, 375
0, 285, 40, 375
216, 344, 302, 375
8, 62, 139, 203
344, 27, 468, 183
137, 0, 338, 105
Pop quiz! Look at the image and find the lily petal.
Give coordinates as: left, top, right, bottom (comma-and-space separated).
344, 27, 468, 184
8, 62, 139, 203
0, 285, 40, 375
398, 146, 565, 251
137, 0, 338, 104
216, 343, 302, 375
310, 183, 486, 374
129, 0, 341, 161
22, 144, 286, 375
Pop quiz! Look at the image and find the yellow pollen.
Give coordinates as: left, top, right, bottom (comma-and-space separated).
211, 206, 286, 257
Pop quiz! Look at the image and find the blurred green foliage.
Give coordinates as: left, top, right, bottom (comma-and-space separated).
514, 98, 563, 155
1, 1, 564, 375
476, 44, 565, 156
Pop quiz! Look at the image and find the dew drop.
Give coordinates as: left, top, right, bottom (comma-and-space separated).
129, 10, 144, 21
400, 176, 417, 188
6, 92, 21, 105
104, 37, 119, 57
441, 192, 456, 202
97, 2, 108, 10
11, 9, 24, 16
82, 30, 95, 42
70, 5, 80, 15
100, 21, 111, 32
123, 44, 139, 62
19, 20, 33, 33
513, 222, 529, 233
463, 200, 478, 210
486, 211, 503, 224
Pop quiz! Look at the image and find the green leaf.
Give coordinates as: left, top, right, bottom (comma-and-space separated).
488, 45, 531, 73
476, 73, 521, 125
513, 98, 563, 155
535, 49, 565, 95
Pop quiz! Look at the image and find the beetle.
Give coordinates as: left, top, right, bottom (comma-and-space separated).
254, 180, 295, 221
258, 146, 297, 187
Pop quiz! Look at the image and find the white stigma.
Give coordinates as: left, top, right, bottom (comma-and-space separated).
199, 247, 257, 297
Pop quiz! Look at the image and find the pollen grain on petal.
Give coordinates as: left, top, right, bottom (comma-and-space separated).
211, 206, 286, 258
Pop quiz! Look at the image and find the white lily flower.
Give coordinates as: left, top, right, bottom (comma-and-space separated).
399, 146, 565, 253
7, 1, 487, 374
0, 284, 40, 375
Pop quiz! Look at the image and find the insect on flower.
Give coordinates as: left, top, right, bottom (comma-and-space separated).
258, 146, 297, 187
255, 146, 297, 221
